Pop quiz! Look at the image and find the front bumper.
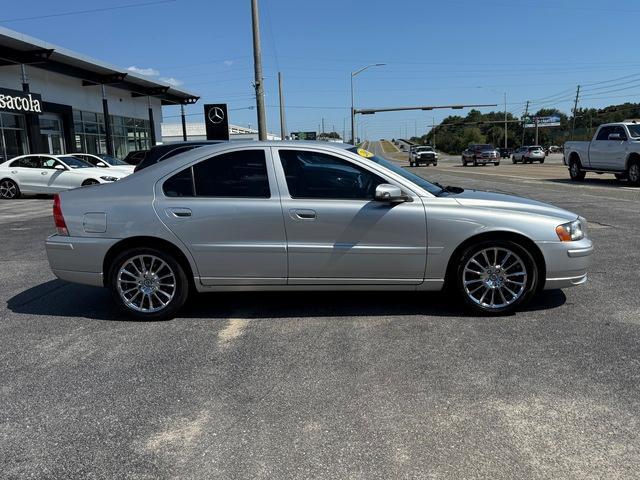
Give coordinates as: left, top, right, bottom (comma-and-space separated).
46, 234, 119, 287
537, 238, 593, 290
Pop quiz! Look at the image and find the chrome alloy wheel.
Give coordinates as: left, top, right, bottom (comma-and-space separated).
117, 254, 176, 313
0, 180, 18, 199
462, 247, 528, 310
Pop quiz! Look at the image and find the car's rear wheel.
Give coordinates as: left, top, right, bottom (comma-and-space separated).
473, 156, 478, 167
493, 162, 500, 166
512, 156, 517, 164
540, 159, 545, 164
569, 159, 586, 181
109, 247, 189, 321
0, 179, 20, 199
82, 179, 99, 186
628, 160, 640, 186
454, 240, 538, 315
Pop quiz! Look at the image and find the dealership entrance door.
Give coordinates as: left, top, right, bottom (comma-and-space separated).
39, 114, 65, 154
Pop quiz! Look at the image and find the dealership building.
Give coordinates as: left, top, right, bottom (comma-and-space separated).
0, 27, 199, 162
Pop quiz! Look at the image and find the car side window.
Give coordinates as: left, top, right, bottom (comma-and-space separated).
596, 126, 612, 141
613, 126, 627, 140
278, 149, 386, 200
163, 167, 194, 197
163, 149, 270, 198
41, 157, 58, 169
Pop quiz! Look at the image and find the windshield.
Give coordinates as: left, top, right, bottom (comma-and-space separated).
97, 154, 128, 166
528, 146, 543, 151
416, 147, 433, 152
627, 124, 640, 138
59, 156, 93, 169
347, 147, 443, 195
475, 144, 494, 151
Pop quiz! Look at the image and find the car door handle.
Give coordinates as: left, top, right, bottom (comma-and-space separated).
41, 171, 49, 175
166, 208, 192, 218
290, 209, 316, 220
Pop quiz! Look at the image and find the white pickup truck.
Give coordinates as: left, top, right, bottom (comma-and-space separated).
564, 122, 640, 185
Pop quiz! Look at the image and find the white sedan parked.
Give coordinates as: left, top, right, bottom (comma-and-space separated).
0, 154, 128, 199
71, 153, 135, 174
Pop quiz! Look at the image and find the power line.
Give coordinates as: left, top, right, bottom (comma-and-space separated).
0, 0, 176, 23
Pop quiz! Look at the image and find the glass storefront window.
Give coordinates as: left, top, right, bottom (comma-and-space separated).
0, 113, 28, 162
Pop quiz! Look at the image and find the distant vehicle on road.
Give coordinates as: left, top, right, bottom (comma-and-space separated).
46, 141, 591, 320
71, 153, 135, 174
409, 146, 438, 166
512, 146, 546, 164
564, 122, 640, 185
0, 154, 128, 199
498, 148, 512, 158
462, 144, 500, 166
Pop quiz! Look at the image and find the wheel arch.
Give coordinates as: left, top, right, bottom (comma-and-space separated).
444, 230, 546, 291
102, 236, 196, 288
568, 151, 582, 166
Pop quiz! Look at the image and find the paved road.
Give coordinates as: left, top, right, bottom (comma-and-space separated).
1, 146, 640, 479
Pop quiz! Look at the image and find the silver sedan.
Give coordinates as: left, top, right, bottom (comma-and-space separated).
46, 142, 593, 320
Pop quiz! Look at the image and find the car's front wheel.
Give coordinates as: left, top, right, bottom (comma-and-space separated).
454, 240, 538, 315
109, 247, 189, 320
569, 159, 586, 181
628, 160, 640, 186
0, 179, 20, 199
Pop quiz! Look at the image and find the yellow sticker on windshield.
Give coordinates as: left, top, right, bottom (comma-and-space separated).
357, 148, 374, 158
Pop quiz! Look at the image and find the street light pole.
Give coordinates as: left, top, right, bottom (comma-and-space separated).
504, 92, 508, 149
350, 63, 385, 145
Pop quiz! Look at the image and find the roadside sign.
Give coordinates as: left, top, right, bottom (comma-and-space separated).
291, 131, 317, 140
524, 115, 561, 128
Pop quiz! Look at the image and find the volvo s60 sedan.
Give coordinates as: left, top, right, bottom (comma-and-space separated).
45, 142, 593, 320
0, 154, 128, 199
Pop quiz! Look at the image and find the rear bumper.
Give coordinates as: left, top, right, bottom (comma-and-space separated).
46, 234, 118, 287
537, 238, 593, 290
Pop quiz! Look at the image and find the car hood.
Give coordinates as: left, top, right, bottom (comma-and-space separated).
452, 189, 577, 221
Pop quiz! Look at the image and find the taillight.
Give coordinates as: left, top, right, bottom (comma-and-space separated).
53, 194, 69, 236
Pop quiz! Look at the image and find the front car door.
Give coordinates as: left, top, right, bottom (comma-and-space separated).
588, 126, 613, 169
154, 147, 287, 286
272, 147, 427, 285
602, 125, 628, 169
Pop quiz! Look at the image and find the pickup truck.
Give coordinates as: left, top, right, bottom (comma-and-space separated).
409, 145, 438, 166
564, 122, 640, 185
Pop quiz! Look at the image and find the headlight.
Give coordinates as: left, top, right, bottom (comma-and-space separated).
100, 176, 119, 182
556, 218, 585, 241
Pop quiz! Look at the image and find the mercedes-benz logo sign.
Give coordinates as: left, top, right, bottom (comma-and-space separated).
208, 106, 225, 124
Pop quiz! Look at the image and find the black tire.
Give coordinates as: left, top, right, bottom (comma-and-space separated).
0, 178, 21, 199
433, 161, 438, 166
108, 247, 189, 321
409, 161, 414, 167
627, 160, 640, 186
512, 156, 517, 164
82, 179, 100, 186
462, 159, 467, 166
453, 239, 539, 315
569, 158, 586, 181
473, 156, 478, 167
493, 162, 500, 166
539, 159, 545, 164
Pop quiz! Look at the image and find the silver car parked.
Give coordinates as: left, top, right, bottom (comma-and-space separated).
46, 142, 592, 320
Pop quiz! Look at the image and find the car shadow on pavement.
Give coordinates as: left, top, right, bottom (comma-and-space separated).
7, 279, 567, 322
546, 178, 634, 188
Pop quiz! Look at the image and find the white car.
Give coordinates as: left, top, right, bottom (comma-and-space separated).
0, 154, 128, 199
71, 153, 135, 174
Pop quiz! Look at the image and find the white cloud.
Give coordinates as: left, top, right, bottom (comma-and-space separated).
224, 60, 234, 66
160, 77, 184, 87
127, 66, 159, 76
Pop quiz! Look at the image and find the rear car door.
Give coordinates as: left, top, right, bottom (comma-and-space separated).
154, 147, 287, 285
7, 157, 41, 193
273, 147, 427, 285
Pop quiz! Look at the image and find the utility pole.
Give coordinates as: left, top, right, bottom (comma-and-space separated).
321, 117, 325, 136
571, 85, 580, 140
180, 104, 187, 141
251, 0, 267, 140
432, 117, 436, 149
521, 100, 529, 146
342, 118, 346, 142
504, 92, 508, 149
278, 71, 286, 140
535, 116, 539, 145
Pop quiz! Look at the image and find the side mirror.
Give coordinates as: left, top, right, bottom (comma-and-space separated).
608, 133, 624, 141
375, 183, 406, 203
54, 164, 65, 171
97, 162, 107, 167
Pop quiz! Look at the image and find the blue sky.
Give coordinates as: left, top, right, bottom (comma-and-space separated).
4, 0, 640, 139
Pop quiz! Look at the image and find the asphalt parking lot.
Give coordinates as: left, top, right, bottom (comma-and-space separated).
2, 145, 640, 479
